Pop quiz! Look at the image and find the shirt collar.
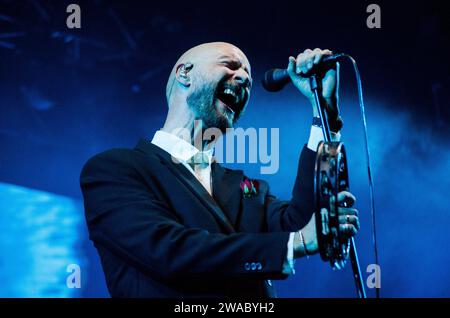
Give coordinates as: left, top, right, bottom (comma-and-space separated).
151, 130, 214, 165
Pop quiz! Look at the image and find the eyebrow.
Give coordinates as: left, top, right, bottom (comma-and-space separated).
217, 55, 251, 75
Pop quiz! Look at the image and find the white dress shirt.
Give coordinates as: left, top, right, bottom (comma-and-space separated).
151, 128, 326, 275
152, 130, 214, 195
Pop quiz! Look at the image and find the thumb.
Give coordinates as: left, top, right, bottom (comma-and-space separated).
287, 56, 296, 77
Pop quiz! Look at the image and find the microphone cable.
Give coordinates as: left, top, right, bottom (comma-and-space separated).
342, 54, 380, 298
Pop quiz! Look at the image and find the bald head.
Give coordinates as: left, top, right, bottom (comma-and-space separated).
163, 42, 252, 132
165, 42, 251, 104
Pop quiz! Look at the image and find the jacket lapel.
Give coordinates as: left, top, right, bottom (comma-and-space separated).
211, 162, 243, 230
135, 139, 236, 234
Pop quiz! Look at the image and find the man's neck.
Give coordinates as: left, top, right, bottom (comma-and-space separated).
162, 106, 216, 152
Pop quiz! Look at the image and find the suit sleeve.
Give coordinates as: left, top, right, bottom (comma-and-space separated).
265, 145, 317, 232
80, 150, 290, 281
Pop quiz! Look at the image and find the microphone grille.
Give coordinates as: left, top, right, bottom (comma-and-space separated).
262, 68, 290, 92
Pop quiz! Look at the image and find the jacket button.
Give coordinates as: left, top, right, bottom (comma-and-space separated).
256, 262, 262, 270
244, 262, 250, 270
251, 262, 256, 270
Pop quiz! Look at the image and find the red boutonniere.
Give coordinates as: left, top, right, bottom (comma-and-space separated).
240, 178, 259, 198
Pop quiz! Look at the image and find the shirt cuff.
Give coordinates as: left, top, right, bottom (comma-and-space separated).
307, 125, 324, 151
307, 125, 342, 151
282, 232, 296, 275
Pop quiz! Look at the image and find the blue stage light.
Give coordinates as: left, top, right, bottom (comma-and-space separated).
0, 183, 87, 297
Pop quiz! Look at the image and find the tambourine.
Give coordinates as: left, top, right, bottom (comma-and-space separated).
314, 141, 351, 269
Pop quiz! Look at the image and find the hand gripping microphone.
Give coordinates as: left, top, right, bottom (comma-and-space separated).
262, 53, 346, 92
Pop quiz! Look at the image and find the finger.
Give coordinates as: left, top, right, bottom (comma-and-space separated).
337, 207, 358, 216
336, 191, 356, 207
338, 215, 360, 230
304, 58, 314, 73
318, 49, 333, 62
304, 49, 314, 72
313, 54, 322, 65
296, 49, 312, 74
295, 53, 305, 74
339, 223, 357, 236
312, 48, 323, 65
312, 48, 333, 65
297, 55, 310, 75
338, 214, 357, 224
287, 56, 296, 77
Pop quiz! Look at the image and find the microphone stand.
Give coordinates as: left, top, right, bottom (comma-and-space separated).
310, 75, 367, 299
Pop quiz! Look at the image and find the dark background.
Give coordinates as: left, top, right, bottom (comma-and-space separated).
0, 0, 449, 297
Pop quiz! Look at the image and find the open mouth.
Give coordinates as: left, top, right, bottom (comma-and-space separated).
215, 82, 247, 119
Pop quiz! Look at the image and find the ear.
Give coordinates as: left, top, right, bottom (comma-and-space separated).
175, 63, 193, 87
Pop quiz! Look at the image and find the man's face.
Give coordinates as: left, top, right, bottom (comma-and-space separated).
186, 45, 252, 132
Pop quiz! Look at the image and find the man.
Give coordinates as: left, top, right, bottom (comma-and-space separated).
80, 42, 359, 297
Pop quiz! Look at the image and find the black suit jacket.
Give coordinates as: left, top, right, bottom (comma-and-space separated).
80, 139, 316, 297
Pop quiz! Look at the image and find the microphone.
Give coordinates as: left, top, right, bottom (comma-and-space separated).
262, 53, 346, 92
